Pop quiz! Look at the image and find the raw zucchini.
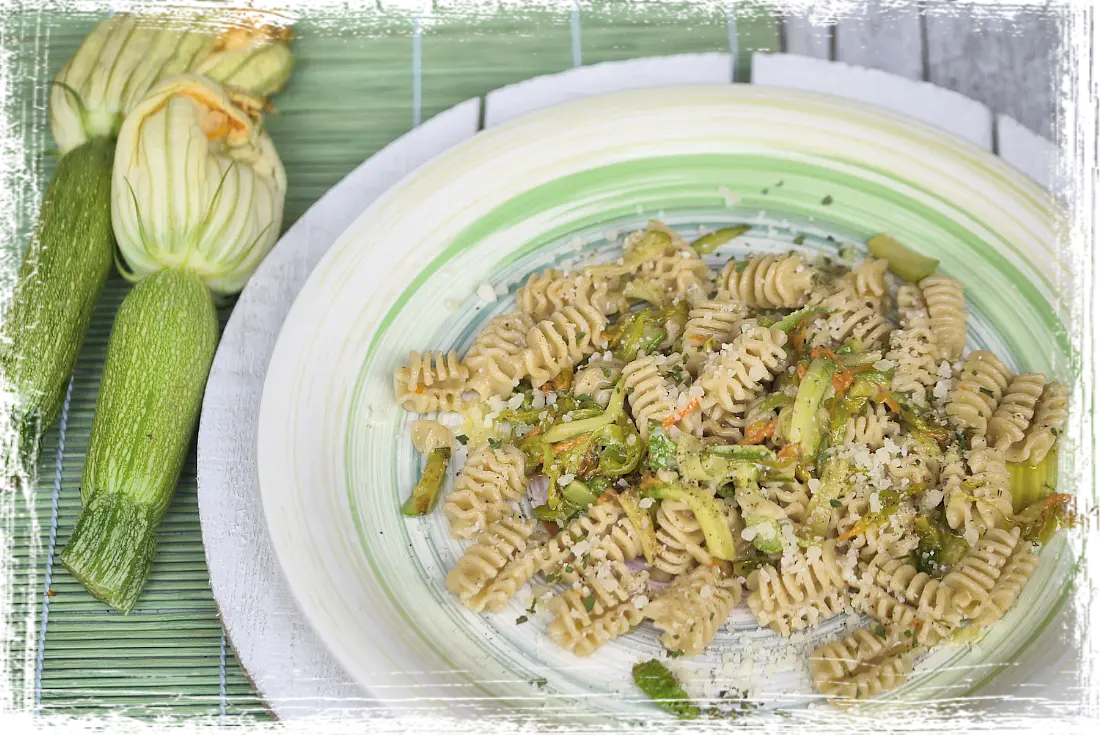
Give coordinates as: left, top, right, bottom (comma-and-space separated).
0, 138, 115, 457
59, 268, 217, 613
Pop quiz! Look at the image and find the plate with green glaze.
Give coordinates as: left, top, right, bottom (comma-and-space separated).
256, 86, 1077, 722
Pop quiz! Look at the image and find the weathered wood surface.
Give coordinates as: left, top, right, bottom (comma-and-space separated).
836, 0, 924, 80
782, 13, 831, 58
783, 1, 1059, 139
925, 1, 1059, 140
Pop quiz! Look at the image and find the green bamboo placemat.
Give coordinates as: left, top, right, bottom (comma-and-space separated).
4, 1, 779, 722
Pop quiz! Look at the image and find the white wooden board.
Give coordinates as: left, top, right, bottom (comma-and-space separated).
197, 51, 1064, 719
197, 54, 739, 720
197, 98, 481, 719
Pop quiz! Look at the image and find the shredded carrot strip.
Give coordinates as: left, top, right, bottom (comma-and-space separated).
596, 491, 617, 505
740, 420, 777, 445
791, 328, 807, 357
810, 346, 838, 361
837, 522, 866, 542
662, 398, 700, 429
553, 436, 588, 454
838, 507, 893, 541
778, 443, 800, 460
876, 389, 901, 414
796, 363, 808, 380
832, 371, 854, 395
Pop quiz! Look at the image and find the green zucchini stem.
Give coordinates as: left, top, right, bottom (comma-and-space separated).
58, 489, 159, 613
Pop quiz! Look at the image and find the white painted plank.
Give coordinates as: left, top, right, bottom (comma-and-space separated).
835, 0, 923, 80
752, 52, 993, 150
485, 53, 732, 128
196, 98, 481, 720
926, 3, 1057, 140
783, 15, 831, 59
998, 114, 1100, 232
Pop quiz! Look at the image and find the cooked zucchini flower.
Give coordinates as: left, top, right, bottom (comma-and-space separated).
50, 11, 294, 155
60, 75, 287, 613
111, 75, 286, 296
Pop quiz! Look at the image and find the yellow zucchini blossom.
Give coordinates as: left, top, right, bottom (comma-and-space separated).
111, 75, 286, 297
50, 11, 294, 154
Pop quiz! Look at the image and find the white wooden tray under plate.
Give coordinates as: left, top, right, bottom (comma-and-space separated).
196, 52, 1072, 722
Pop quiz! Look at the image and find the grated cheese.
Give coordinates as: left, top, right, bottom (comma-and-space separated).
476, 283, 497, 303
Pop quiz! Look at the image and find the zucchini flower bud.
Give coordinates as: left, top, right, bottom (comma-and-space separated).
50, 11, 294, 155
111, 75, 286, 297
194, 0, 294, 98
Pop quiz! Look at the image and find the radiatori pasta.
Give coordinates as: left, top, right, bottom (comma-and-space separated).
392, 220, 1070, 709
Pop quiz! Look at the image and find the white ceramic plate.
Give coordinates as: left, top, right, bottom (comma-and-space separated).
256, 86, 1076, 723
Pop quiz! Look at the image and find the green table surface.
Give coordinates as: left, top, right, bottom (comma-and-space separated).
3, 1, 780, 722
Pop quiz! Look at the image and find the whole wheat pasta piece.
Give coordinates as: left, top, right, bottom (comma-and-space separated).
516, 305, 607, 388
845, 258, 890, 301
441, 444, 528, 539
971, 543, 1040, 627
652, 498, 710, 578
445, 518, 537, 612
919, 274, 967, 361
643, 564, 742, 657
477, 503, 627, 613
1005, 381, 1068, 465
942, 526, 1022, 618
464, 312, 535, 399
394, 350, 469, 413
696, 325, 788, 416
720, 252, 815, 308
810, 627, 917, 703
516, 269, 623, 320
547, 587, 646, 656
987, 372, 1046, 450
946, 350, 1012, 436
804, 284, 891, 349
681, 297, 751, 374
746, 540, 849, 635
622, 352, 700, 438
